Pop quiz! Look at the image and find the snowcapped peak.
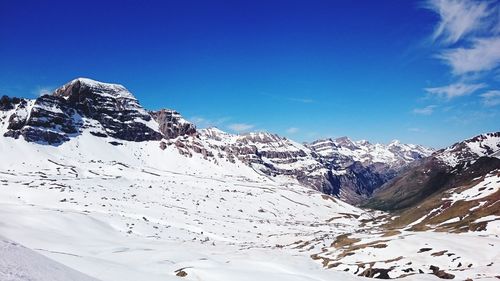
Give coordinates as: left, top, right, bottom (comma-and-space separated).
72, 77, 127, 91
355, 139, 371, 146
436, 131, 500, 167
239, 131, 284, 143
306, 135, 433, 168
335, 136, 352, 142
199, 127, 238, 143
202, 127, 228, 135
389, 139, 401, 146
54, 78, 137, 100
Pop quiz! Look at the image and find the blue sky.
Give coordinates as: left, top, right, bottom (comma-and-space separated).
0, 0, 499, 148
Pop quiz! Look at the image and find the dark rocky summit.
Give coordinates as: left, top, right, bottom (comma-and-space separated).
150, 109, 197, 139
2, 78, 163, 144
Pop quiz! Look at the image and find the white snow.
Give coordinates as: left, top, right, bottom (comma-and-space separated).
448, 173, 500, 202
0, 235, 100, 281
0, 133, 365, 281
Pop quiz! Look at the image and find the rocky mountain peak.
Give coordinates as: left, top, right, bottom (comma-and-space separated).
334, 136, 357, 150
150, 109, 196, 139
238, 132, 285, 144
435, 132, 500, 167
1, 78, 162, 144
388, 139, 400, 146
200, 127, 234, 142
53, 78, 136, 100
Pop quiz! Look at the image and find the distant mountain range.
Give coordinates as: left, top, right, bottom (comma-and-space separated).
0, 78, 498, 280
0, 78, 433, 204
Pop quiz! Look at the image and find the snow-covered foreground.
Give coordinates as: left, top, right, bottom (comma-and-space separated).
0, 235, 99, 281
0, 133, 364, 281
0, 133, 498, 280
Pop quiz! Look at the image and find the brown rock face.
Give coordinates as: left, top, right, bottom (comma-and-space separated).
430, 265, 455, 279
150, 109, 196, 139
3, 78, 163, 144
159, 141, 167, 150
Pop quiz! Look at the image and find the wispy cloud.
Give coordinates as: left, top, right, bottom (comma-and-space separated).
227, 123, 255, 133
189, 116, 231, 128
480, 90, 500, 107
286, 127, 299, 134
413, 105, 437, 115
34, 86, 54, 97
425, 82, 485, 99
438, 37, 500, 75
423, 0, 500, 111
426, 0, 491, 44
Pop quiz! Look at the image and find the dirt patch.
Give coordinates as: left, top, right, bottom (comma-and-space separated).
331, 234, 360, 248
381, 230, 401, 237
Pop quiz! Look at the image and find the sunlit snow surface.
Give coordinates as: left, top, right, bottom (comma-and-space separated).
0, 235, 99, 281
0, 132, 498, 280
0, 133, 363, 281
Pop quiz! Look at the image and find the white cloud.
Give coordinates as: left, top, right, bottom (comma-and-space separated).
36, 87, 54, 97
227, 123, 255, 133
413, 105, 437, 115
426, 0, 491, 44
480, 90, 500, 106
423, 0, 500, 109
189, 116, 231, 128
425, 82, 485, 99
438, 37, 500, 75
286, 127, 299, 134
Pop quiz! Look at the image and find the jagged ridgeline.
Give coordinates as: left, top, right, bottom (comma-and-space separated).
0, 78, 434, 204
0, 78, 499, 280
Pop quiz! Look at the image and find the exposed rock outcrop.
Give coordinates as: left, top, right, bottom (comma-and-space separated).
2, 78, 163, 144
198, 128, 432, 203
150, 109, 196, 139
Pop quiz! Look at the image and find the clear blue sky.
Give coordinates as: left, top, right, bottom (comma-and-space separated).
1, 0, 499, 148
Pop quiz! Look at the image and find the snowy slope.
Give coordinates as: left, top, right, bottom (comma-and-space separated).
435, 132, 500, 167
0, 132, 366, 281
0, 78, 497, 280
0, 235, 101, 281
314, 170, 500, 280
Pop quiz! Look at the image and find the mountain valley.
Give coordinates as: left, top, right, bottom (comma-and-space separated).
0, 78, 498, 281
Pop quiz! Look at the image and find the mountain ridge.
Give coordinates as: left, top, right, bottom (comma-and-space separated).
0, 77, 467, 205
0, 77, 498, 280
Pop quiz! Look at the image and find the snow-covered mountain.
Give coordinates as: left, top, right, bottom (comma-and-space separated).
0, 103, 366, 281
324, 134, 500, 279
196, 129, 433, 204
0, 78, 498, 280
0, 78, 432, 204
308, 137, 432, 169
307, 137, 433, 202
435, 132, 500, 167
366, 132, 500, 211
